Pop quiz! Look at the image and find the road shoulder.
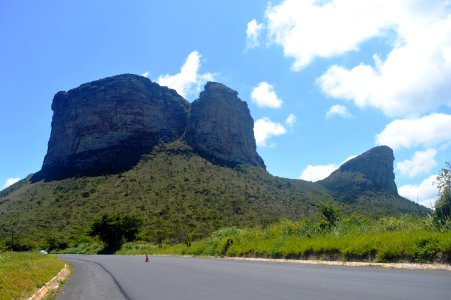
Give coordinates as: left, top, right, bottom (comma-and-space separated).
28, 264, 71, 300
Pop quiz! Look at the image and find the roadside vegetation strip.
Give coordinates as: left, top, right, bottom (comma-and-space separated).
0, 252, 65, 300
116, 216, 451, 265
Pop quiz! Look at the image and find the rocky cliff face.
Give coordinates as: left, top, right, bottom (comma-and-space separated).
33, 74, 190, 180
319, 146, 398, 201
186, 82, 265, 168
32, 75, 265, 181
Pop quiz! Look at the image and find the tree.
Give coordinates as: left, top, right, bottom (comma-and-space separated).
436, 162, 451, 192
318, 203, 340, 229
90, 213, 142, 250
434, 162, 451, 228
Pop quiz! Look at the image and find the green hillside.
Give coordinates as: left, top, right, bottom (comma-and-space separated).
0, 140, 427, 250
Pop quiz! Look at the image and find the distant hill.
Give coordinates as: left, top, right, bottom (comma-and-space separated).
0, 75, 428, 248
319, 146, 399, 202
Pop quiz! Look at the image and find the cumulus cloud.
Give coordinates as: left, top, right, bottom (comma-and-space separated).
246, 19, 264, 49
285, 113, 296, 127
396, 148, 437, 178
264, 0, 394, 70
398, 175, 438, 208
141, 71, 149, 78
299, 164, 339, 182
316, 2, 451, 117
299, 155, 356, 182
326, 104, 352, 119
2, 178, 20, 190
254, 117, 287, 147
251, 82, 283, 108
157, 51, 215, 99
375, 113, 451, 150
256, 0, 451, 116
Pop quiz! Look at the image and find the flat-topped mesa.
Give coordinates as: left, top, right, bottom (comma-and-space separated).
319, 145, 398, 201
33, 74, 190, 181
32, 76, 266, 181
186, 82, 265, 168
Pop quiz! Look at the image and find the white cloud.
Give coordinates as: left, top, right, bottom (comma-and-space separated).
398, 175, 438, 208
254, 117, 287, 147
316, 2, 451, 117
299, 164, 339, 182
157, 51, 215, 98
299, 155, 356, 182
285, 113, 296, 127
396, 148, 437, 178
326, 104, 352, 119
259, 0, 451, 116
264, 0, 394, 70
251, 82, 283, 108
246, 19, 264, 49
141, 71, 149, 78
2, 178, 20, 189
375, 113, 451, 150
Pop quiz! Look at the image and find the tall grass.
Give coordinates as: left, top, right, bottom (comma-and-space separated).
0, 251, 65, 300
120, 216, 451, 263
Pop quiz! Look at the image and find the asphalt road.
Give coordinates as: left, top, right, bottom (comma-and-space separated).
57, 255, 451, 300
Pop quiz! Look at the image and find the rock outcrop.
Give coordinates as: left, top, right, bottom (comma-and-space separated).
33, 74, 190, 180
32, 75, 265, 181
319, 146, 398, 201
186, 82, 265, 168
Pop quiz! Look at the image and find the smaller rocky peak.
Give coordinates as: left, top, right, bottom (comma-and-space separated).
201, 82, 239, 99
185, 82, 265, 169
339, 145, 395, 178
319, 145, 398, 201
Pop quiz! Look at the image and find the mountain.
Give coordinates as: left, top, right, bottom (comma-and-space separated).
186, 82, 265, 168
0, 75, 428, 248
319, 146, 399, 202
32, 74, 264, 181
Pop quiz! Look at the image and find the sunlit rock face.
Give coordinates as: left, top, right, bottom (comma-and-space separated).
186, 82, 265, 168
319, 146, 398, 201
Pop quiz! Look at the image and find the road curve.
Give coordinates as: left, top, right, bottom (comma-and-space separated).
57, 255, 451, 300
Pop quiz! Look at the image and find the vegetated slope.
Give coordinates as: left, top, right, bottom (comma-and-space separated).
317, 146, 429, 216
0, 75, 430, 250
0, 141, 427, 248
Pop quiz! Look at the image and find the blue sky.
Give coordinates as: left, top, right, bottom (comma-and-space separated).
1, 0, 450, 208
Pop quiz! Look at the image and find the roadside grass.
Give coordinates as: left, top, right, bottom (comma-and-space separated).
0, 252, 65, 300
118, 216, 451, 264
